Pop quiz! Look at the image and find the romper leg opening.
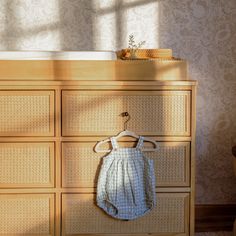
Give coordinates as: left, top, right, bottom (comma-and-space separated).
104, 199, 119, 216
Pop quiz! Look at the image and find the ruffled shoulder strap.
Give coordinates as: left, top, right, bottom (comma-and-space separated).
110, 137, 119, 150
136, 136, 144, 149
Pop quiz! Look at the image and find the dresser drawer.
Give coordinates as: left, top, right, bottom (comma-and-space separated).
0, 142, 54, 188
62, 193, 189, 235
62, 90, 191, 136
62, 141, 190, 187
0, 90, 54, 136
0, 194, 54, 235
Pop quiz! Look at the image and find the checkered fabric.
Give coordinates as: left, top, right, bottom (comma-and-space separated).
96, 136, 156, 220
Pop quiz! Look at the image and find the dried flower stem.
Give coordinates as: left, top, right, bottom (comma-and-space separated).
128, 34, 146, 59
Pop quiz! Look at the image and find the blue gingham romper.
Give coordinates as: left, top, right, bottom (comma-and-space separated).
96, 136, 156, 220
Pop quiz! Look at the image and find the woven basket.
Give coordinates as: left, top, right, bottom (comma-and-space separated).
118, 49, 173, 60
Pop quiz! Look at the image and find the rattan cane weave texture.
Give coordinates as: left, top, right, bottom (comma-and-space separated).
62, 142, 102, 187
146, 142, 190, 186
0, 143, 53, 186
62, 193, 188, 235
62, 91, 190, 136
0, 194, 53, 235
62, 142, 189, 187
0, 91, 54, 136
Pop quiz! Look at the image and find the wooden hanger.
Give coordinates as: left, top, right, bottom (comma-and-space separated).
94, 112, 159, 153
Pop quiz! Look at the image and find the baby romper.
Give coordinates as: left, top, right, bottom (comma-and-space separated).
96, 136, 156, 220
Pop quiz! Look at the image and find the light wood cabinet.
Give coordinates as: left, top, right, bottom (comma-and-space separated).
0, 59, 196, 236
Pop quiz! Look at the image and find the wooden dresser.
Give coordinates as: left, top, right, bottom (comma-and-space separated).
0, 57, 197, 236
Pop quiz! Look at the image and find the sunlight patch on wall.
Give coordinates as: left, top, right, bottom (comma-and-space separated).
0, 0, 61, 50
93, 0, 159, 50
17, 27, 61, 51
17, 0, 61, 50
122, 0, 159, 49
15, 0, 59, 30
92, 0, 117, 50
94, 0, 117, 10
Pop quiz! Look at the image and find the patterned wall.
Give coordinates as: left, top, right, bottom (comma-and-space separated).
0, 0, 235, 204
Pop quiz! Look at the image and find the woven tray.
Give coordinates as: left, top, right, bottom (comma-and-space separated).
118, 49, 173, 60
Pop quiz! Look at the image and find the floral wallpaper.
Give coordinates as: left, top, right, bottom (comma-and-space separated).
0, 0, 235, 204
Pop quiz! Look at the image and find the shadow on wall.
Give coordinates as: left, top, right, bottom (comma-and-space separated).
158, 0, 236, 204
58, 0, 94, 50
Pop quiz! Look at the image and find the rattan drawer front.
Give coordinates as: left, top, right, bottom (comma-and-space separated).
0, 142, 54, 188
0, 194, 54, 235
146, 142, 190, 186
62, 193, 189, 235
62, 141, 190, 187
62, 90, 190, 136
0, 90, 54, 136
62, 142, 102, 188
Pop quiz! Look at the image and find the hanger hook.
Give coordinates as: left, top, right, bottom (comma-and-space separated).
121, 112, 130, 130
